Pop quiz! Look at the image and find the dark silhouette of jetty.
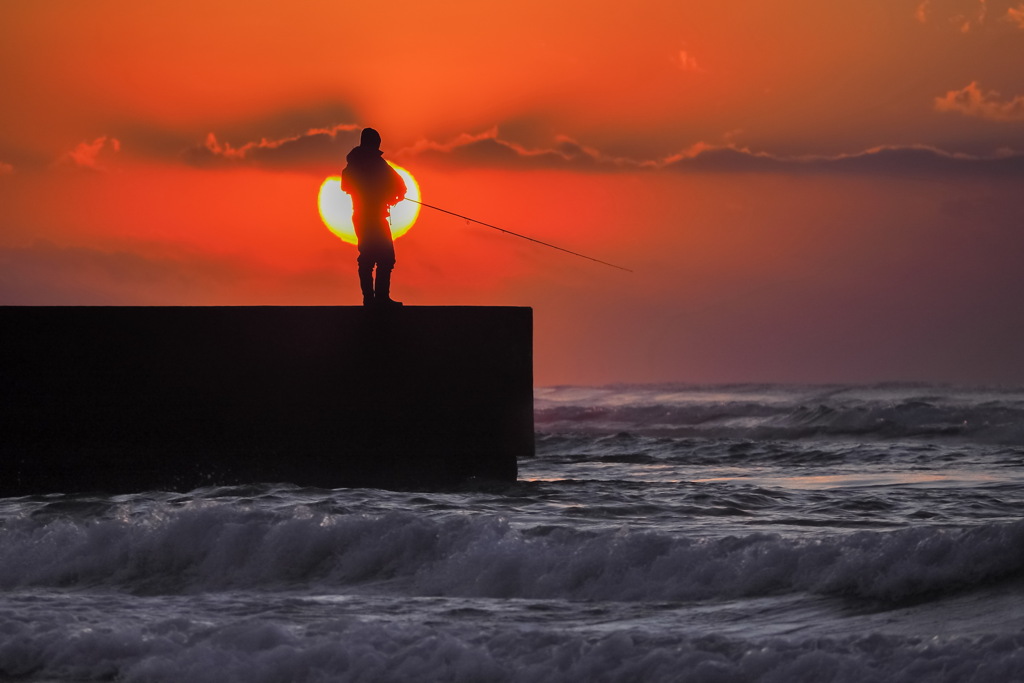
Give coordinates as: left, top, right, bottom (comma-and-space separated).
0, 306, 532, 495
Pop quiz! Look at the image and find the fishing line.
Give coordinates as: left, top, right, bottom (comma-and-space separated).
405, 197, 633, 273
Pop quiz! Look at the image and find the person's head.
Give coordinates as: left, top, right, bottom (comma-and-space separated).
360, 127, 382, 150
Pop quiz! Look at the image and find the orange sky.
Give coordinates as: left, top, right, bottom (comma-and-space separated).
3, 0, 1024, 385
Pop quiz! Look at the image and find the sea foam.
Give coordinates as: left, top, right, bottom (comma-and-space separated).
535, 384, 1024, 444
1, 503, 1023, 603
0, 612, 1022, 683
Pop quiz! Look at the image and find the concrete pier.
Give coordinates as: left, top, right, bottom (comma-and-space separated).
0, 306, 533, 495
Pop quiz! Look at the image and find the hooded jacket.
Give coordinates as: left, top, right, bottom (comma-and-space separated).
341, 145, 406, 217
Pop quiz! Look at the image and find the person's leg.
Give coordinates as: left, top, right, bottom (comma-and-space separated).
373, 245, 400, 307
357, 253, 375, 306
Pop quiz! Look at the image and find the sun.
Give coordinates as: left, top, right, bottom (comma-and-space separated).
318, 163, 421, 245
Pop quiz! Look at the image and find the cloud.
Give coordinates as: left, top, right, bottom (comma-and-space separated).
179, 119, 1023, 179
0, 161, 13, 175
398, 128, 646, 171
915, 0, 991, 31
56, 136, 121, 170
934, 81, 1024, 121
676, 50, 703, 73
405, 131, 1024, 177
662, 143, 1024, 176
1007, 3, 1024, 26
400, 130, 1024, 177
916, 0, 931, 22
183, 124, 618, 171
183, 124, 360, 168
188, 124, 643, 172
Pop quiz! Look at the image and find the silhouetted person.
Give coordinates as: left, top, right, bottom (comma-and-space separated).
342, 127, 407, 307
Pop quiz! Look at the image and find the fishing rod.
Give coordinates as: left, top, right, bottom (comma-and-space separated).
405, 197, 633, 273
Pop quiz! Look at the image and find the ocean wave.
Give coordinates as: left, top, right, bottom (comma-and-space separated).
534, 384, 1024, 445
1, 503, 1023, 604
1, 615, 1022, 683
533, 433, 1024, 473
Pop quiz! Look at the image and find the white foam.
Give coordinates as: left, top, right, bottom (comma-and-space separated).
0, 613, 1022, 682
535, 383, 1024, 445
1, 503, 1023, 604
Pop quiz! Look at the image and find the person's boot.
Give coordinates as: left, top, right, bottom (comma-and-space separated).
374, 267, 402, 308
358, 266, 375, 307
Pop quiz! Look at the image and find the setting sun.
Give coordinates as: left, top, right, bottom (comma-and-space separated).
318, 163, 421, 245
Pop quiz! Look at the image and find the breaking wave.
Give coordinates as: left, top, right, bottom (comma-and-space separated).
0, 615, 1021, 683
534, 383, 1024, 445
2, 502, 1023, 604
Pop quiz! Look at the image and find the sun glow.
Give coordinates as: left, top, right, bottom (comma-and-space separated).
318, 163, 421, 245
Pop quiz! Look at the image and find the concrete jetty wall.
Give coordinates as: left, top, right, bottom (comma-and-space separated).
0, 306, 533, 495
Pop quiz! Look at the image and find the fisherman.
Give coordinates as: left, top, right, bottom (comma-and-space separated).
341, 127, 407, 307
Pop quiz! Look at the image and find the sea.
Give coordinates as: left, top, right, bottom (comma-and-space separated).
2, 383, 1024, 682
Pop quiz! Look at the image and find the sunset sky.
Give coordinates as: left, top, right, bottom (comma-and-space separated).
3, 0, 1023, 386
